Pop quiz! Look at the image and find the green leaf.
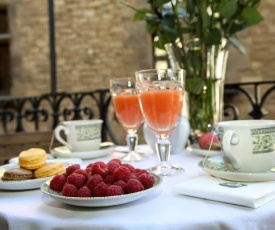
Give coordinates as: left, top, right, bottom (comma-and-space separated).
162, 12, 176, 28
133, 9, 152, 21
145, 14, 160, 27
226, 21, 248, 34
153, 32, 168, 49
147, 25, 156, 34
186, 78, 204, 95
162, 25, 178, 41
204, 28, 222, 46
219, 0, 238, 20
228, 36, 247, 55
186, 50, 201, 75
241, 7, 264, 25
151, 0, 171, 7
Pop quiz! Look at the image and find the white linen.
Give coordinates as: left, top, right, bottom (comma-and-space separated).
173, 175, 275, 208
1, 145, 275, 230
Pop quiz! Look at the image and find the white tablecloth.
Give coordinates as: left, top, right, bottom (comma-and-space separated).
1, 145, 275, 230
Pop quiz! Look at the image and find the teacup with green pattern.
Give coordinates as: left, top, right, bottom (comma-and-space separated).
217, 120, 275, 173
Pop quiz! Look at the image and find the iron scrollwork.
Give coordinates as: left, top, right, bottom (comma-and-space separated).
0, 89, 119, 145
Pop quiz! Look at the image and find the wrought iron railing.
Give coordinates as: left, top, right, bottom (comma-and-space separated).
0, 89, 119, 144
224, 81, 275, 120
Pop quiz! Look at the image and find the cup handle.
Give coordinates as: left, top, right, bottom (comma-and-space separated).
222, 130, 240, 170
54, 125, 72, 150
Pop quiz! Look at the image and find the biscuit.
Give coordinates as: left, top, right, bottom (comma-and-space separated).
34, 162, 65, 178
19, 148, 47, 170
1, 168, 34, 181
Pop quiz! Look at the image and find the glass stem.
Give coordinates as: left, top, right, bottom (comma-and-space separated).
126, 133, 138, 153
155, 138, 171, 165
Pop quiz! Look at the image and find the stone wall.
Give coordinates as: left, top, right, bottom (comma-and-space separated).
3, 0, 152, 96
1, 0, 275, 144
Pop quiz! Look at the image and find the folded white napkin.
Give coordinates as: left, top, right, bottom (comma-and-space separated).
173, 175, 275, 208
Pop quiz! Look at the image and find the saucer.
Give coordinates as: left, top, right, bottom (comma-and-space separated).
199, 156, 275, 182
187, 143, 221, 157
50, 144, 116, 160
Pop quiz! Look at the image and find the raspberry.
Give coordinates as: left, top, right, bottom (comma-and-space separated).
138, 173, 155, 189
86, 163, 94, 169
114, 180, 127, 192
63, 181, 69, 188
85, 167, 93, 176
108, 158, 122, 166
113, 166, 131, 182
67, 173, 86, 189
106, 185, 124, 196
104, 173, 114, 185
66, 164, 81, 176
130, 173, 138, 180
107, 161, 120, 174
62, 173, 68, 179
122, 163, 135, 172
74, 169, 89, 179
126, 179, 144, 194
49, 174, 66, 191
78, 185, 92, 197
62, 184, 78, 197
133, 168, 149, 176
93, 182, 108, 197
92, 161, 108, 177
87, 174, 103, 191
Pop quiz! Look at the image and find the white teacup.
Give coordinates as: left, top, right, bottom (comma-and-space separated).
54, 119, 103, 152
217, 120, 275, 173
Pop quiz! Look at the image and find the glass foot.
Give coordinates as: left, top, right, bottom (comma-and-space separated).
148, 164, 184, 176
121, 152, 148, 162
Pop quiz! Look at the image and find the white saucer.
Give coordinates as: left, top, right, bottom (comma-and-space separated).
187, 143, 221, 157
41, 173, 162, 207
50, 145, 116, 160
199, 156, 275, 182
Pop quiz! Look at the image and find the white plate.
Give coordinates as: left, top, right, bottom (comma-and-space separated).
187, 143, 221, 157
0, 163, 69, 191
50, 145, 116, 160
41, 174, 162, 207
199, 156, 275, 182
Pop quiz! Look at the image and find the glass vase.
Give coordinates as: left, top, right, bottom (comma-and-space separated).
166, 38, 229, 142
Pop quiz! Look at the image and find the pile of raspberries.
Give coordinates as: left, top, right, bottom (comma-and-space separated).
49, 158, 155, 197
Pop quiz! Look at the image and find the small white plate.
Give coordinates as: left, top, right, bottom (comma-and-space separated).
0, 163, 68, 191
199, 156, 275, 182
187, 143, 221, 157
41, 174, 162, 207
50, 145, 116, 160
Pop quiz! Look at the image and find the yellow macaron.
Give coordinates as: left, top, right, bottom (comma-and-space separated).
34, 162, 65, 178
18, 148, 47, 170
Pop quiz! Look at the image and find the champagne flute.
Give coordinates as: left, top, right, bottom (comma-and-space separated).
110, 77, 147, 162
135, 69, 185, 176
